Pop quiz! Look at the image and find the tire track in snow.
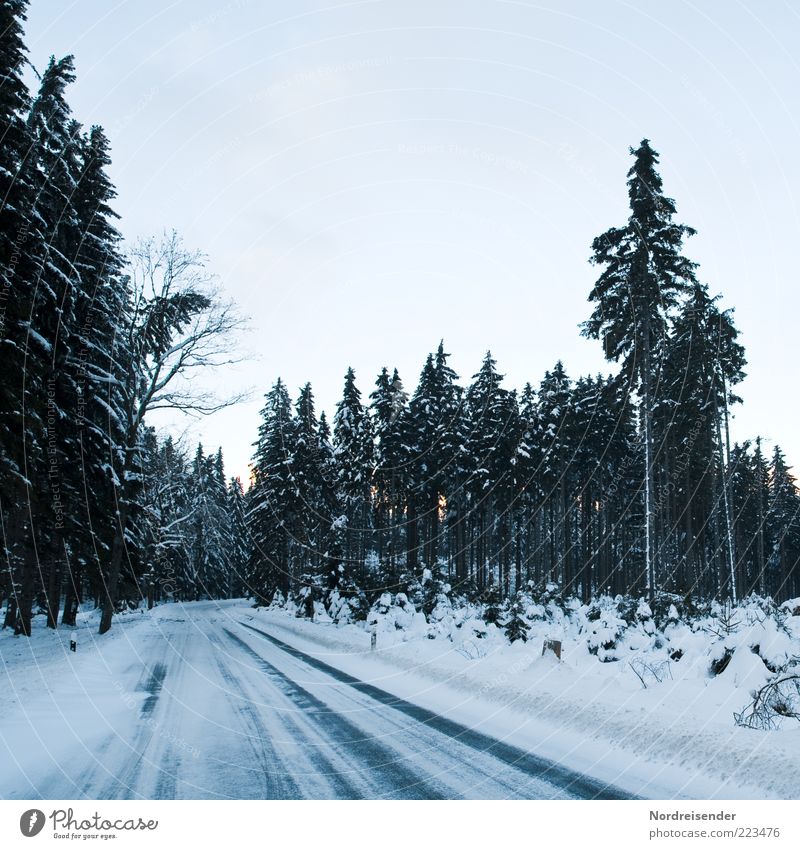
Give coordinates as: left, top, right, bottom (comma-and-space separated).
237, 621, 635, 800
206, 631, 305, 799
222, 627, 446, 799
266, 647, 573, 800
100, 629, 189, 799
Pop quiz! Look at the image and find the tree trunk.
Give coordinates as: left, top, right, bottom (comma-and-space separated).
61, 562, 80, 627
454, 501, 467, 583
45, 531, 64, 629
406, 499, 418, 573
427, 500, 438, 570
642, 331, 656, 604
99, 499, 131, 635
716, 393, 737, 602
561, 478, 570, 593
2, 504, 22, 629
14, 528, 38, 636
3, 597, 18, 630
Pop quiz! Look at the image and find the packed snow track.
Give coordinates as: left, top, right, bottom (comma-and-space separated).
1, 603, 634, 800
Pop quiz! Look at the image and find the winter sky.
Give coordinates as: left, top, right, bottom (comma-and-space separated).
25, 0, 800, 484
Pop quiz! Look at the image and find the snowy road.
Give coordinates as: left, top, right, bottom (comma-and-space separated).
1, 604, 633, 800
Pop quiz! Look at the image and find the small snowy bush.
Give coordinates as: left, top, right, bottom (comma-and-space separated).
584, 598, 627, 662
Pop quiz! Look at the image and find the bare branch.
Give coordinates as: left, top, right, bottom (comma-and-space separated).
122, 230, 249, 425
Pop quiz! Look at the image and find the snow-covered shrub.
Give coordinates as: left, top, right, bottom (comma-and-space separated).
295, 585, 314, 619
427, 590, 457, 640
481, 585, 504, 626
470, 617, 488, 640
407, 567, 453, 619
451, 609, 491, 657
366, 592, 427, 641
503, 597, 531, 644
325, 579, 368, 624
528, 580, 568, 615
650, 591, 707, 629
636, 599, 654, 626
294, 576, 325, 619
392, 593, 425, 634
740, 607, 795, 673
780, 597, 800, 618
326, 589, 349, 624
584, 598, 627, 662
708, 644, 734, 676
704, 600, 742, 639
517, 589, 546, 623
268, 590, 286, 610
615, 595, 640, 626
346, 590, 369, 622
740, 593, 780, 620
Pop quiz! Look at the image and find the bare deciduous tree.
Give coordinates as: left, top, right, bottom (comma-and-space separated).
99, 231, 246, 634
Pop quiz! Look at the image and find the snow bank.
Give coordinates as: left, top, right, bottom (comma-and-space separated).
242, 595, 800, 799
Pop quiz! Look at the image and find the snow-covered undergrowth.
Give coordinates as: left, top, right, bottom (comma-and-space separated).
277, 578, 800, 714
257, 580, 800, 797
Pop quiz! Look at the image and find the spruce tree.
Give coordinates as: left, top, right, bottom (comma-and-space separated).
249, 378, 294, 601
0, 0, 34, 541
463, 351, 518, 590
582, 139, 698, 600
533, 361, 573, 589
729, 442, 759, 597
656, 282, 745, 599
0, 2, 34, 524
11, 55, 82, 635
147, 435, 193, 604
768, 446, 800, 599
289, 383, 331, 596
513, 381, 539, 590
332, 367, 373, 587
228, 475, 252, 599
61, 125, 129, 623
503, 596, 530, 643
407, 343, 462, 576
753, 438, 771, 596
370, 367, 409, 584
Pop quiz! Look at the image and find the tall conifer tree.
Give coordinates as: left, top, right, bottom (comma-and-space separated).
582, 139, 698, 599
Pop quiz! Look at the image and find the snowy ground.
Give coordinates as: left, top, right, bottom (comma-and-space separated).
1, 600, 798, 799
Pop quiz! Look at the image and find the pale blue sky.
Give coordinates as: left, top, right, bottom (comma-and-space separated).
26, 0, 800, 482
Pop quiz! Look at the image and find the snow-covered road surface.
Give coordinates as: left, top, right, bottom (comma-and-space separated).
0, 603, 632, 800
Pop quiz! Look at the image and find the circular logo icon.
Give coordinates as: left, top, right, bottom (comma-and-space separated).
19, 810, 46, 837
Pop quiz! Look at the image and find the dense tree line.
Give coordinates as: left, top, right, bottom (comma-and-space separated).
0, 1, 241, 634
2, 1, 798, 637
247, 142, 800, 614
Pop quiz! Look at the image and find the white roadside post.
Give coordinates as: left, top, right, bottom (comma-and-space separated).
368, 611, 378, 651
